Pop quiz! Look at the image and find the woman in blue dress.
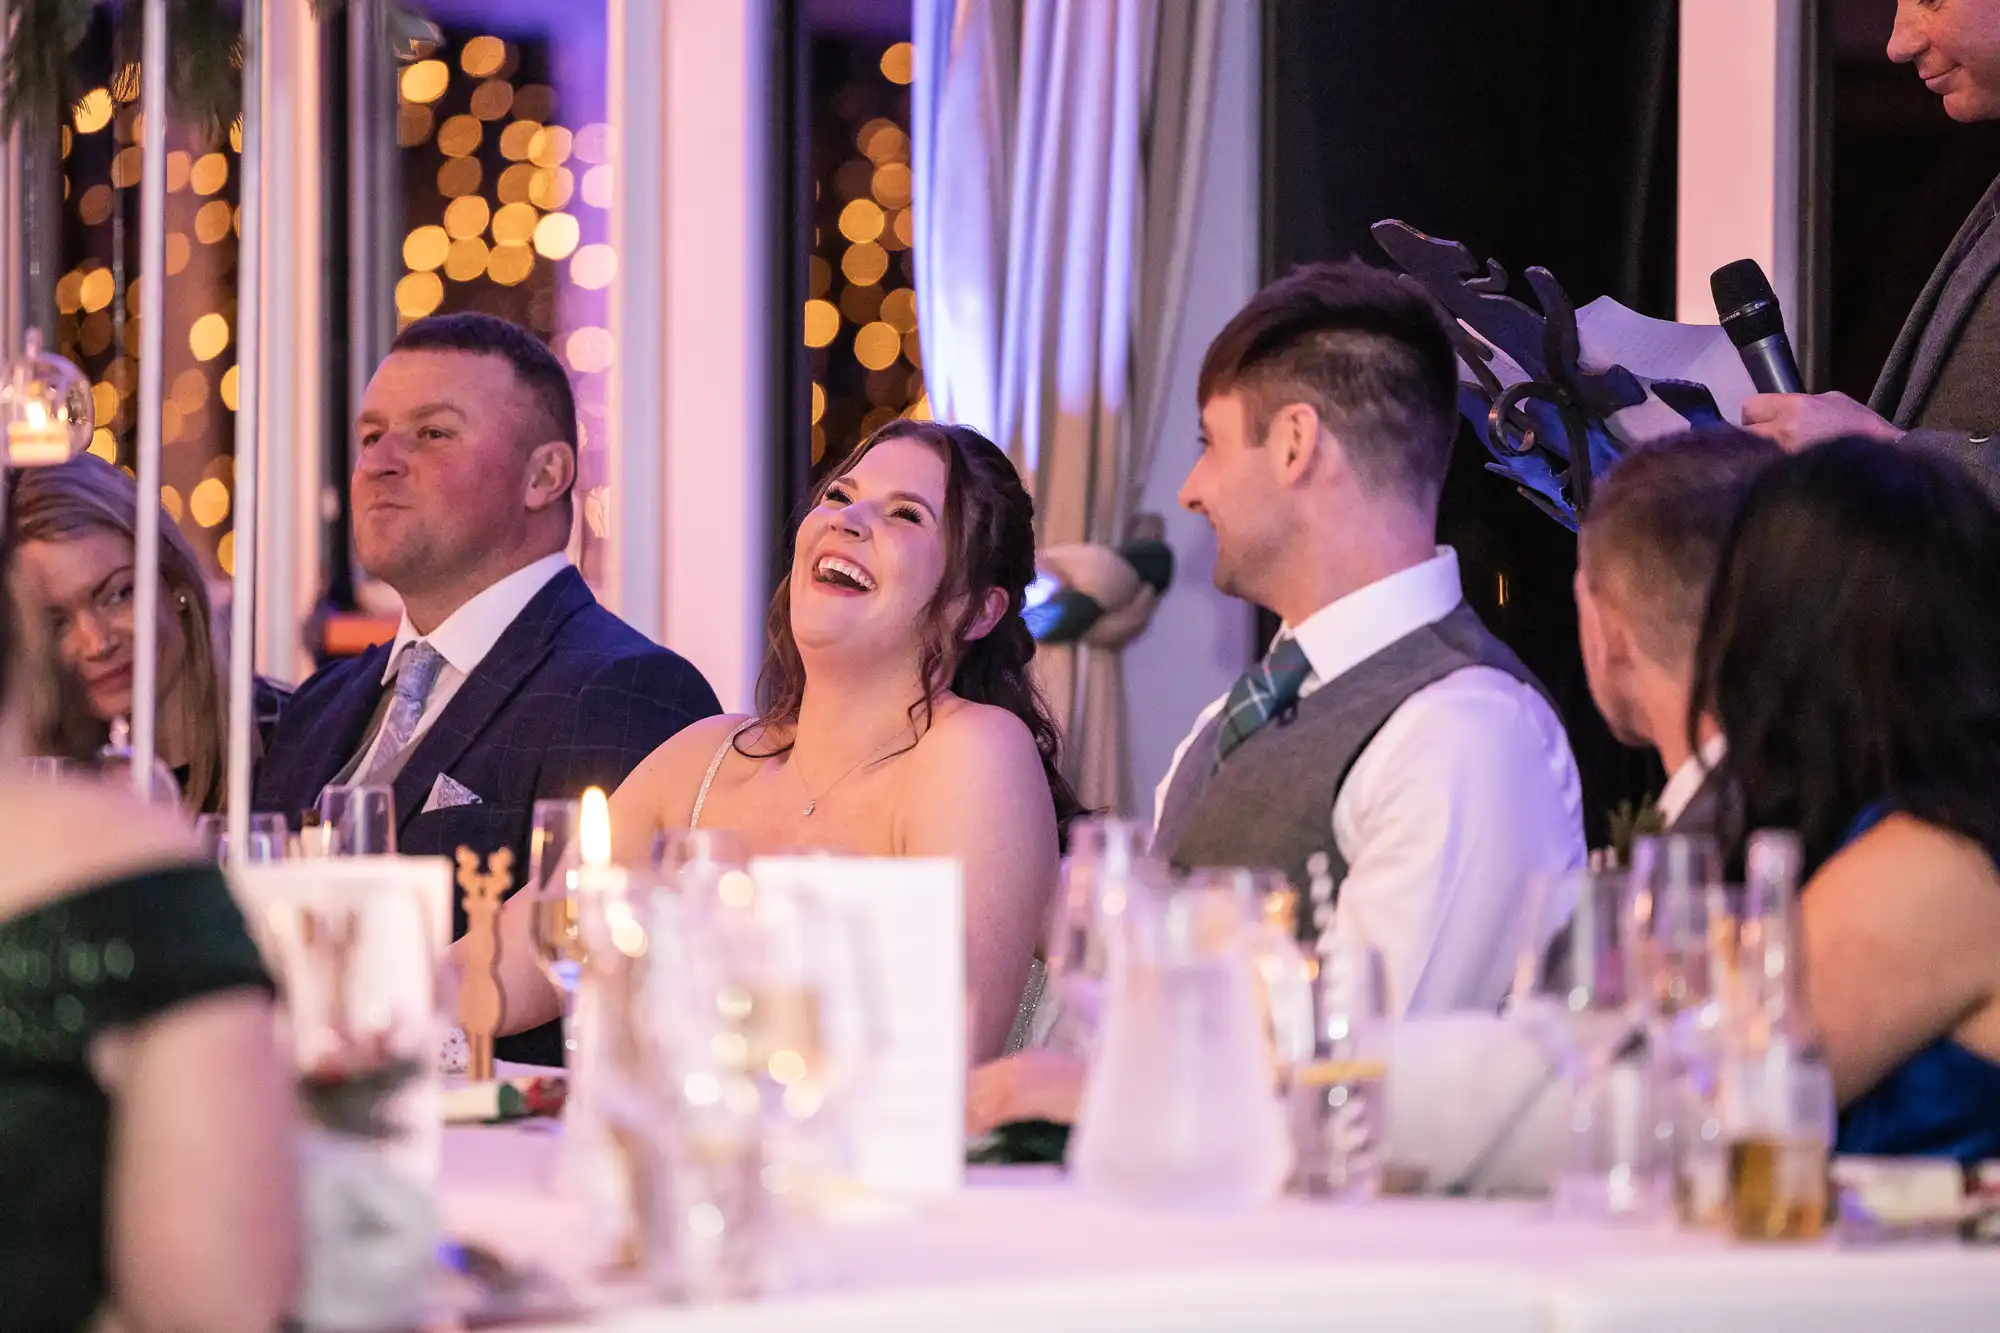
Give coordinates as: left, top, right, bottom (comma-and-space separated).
1691, 435, 2000, 1161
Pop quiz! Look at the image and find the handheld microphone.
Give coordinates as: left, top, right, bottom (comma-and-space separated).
1711, 259, 1803, 395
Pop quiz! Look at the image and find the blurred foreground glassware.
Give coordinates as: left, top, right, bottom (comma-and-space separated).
526, 799, 586, 1057
1629, 832, 1739, 1228
578, 862, 872, 1303
1720, 829, 1833, 1242
1289, 937, 1389, 1198
96, 717, 182, 806
1069, 876, 1291, 1209
315, 785, 397, 856
1511, 866, 1668, 1224
22, 755, 89, 782
196, 812, 290, 865
235, 856, 451, 1331
1033, 816, 1155, 1055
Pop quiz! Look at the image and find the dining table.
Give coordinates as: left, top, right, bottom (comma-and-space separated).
440, 1120, 2000, 1333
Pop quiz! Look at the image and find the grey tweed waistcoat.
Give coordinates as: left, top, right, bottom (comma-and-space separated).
1153, 601, 1553, 933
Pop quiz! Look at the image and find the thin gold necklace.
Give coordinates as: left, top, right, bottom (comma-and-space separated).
791, 724, 913, 817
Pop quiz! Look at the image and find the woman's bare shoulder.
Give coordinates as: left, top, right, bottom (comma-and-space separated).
921, 698, 1039, 760
617, 715, 757, 789
610, 714, 760, 839
1814, 812, 2000, 931
1827, 812, 1999, 883
0, 777, 199, 919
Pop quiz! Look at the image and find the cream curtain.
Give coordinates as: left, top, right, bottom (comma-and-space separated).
911, 0, 1221, 813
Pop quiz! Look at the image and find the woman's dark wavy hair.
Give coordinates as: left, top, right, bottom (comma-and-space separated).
1689, 436, 2000, 875
746, 418, 1086, 832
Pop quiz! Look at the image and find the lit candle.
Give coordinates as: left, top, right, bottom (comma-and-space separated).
581, 786, 613, 869
7, 399, 70, 466
576, 787, 631, 926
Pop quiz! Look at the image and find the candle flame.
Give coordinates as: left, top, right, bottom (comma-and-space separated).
580, 786, 611, 867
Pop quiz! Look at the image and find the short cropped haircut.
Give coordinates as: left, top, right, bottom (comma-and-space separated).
391, 312, 579, 461
1579, 427, 1780, 674
1197, 259, 1458, 503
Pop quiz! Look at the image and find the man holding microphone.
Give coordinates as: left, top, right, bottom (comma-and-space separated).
1742, 0, 2000, 489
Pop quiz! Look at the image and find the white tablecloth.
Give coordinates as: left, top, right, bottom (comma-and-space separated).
441, 1125, 2000, 1333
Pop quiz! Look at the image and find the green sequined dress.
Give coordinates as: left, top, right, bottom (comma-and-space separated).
0, 864, 272, 1331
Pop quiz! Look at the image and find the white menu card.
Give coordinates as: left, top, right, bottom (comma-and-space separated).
748, 855, 965, 1195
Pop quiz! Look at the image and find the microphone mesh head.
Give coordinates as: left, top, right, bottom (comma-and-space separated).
1710, 259, 1785, 346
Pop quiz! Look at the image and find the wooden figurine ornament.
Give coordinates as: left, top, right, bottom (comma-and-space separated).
455, 846, 513, 1081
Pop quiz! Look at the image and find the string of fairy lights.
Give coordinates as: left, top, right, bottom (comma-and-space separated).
48, 27, 925, 576
808, 39, 924, 467
54, 81, 249, 573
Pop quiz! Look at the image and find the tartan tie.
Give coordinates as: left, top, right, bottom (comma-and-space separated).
1216, 634, 1313, 761
359, 640, 446, 785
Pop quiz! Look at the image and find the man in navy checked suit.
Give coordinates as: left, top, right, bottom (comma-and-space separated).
256, 313, 720, 1065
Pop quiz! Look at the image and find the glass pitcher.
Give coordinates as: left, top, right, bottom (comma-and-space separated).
1068, 876, 1291, 1209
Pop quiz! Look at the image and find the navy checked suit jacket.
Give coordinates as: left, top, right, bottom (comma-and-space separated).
254, 566, 721, 1063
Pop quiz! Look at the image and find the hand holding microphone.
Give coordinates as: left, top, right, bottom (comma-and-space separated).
1714, 258, 1903, 451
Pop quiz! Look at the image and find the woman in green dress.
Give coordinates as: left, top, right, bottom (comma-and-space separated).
0, 531, 298, 1330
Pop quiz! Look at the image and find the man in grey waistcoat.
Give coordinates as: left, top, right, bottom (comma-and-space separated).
1152, 261, 1586, 1014
1739, 2, 2000, 497
1574, 429, 1780, 842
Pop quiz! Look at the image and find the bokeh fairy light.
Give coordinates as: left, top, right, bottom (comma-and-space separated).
807, 37, 923, 468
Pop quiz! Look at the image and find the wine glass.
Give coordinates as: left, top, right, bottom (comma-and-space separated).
196, 812, 291, 865
1627, 833, 1733, 1021
526, 799, 586, 1056
315, 785, 397, 856
1510, 866, 1666, 1222
1035, 816, 1156, 1055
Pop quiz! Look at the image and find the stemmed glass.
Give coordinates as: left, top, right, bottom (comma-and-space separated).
314, 785, 397, 856
525, 799, 586, 1057
1035, 816, 1155, 1055
1628, 833, 1736, 1225
1509, 865, 1665, 1222
196, 812, 291, 865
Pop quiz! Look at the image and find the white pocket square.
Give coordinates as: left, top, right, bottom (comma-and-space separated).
424, 773, 483, 813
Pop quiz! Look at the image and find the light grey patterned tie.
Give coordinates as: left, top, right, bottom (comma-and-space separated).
359, 640, 446, 786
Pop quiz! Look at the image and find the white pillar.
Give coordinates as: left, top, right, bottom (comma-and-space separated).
254, 0, 323, 684
1677, 0, 1807, 332
607, 0, 773, 712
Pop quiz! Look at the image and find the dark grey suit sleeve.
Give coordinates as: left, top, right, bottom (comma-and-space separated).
1899, 428, 2000, 503
540, 652, 724, 801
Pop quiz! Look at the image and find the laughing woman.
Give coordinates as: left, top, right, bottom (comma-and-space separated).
491, 420, 1078, 1062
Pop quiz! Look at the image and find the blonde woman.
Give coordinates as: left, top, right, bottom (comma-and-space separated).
10, 455, 290, 811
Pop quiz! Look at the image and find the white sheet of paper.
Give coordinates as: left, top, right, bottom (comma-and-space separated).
1453, 298, 1759, 449
1576, 295, 1758, 432
748, 856, 966, 1195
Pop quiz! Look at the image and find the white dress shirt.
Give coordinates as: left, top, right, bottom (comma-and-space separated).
1657, 733, 1728, 829
1154, 548, 1585, 1015
345, 553, 572, 781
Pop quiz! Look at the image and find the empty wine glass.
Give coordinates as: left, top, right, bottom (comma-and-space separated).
1628, 833, 1733, 1022
196, 812, 291, 865
316, 785, 397, 856
1511, 866, 1666, 1223
1034, 816, 1156, 1055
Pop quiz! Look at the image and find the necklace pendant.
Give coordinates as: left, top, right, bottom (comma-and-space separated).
802, 800, 816, 817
